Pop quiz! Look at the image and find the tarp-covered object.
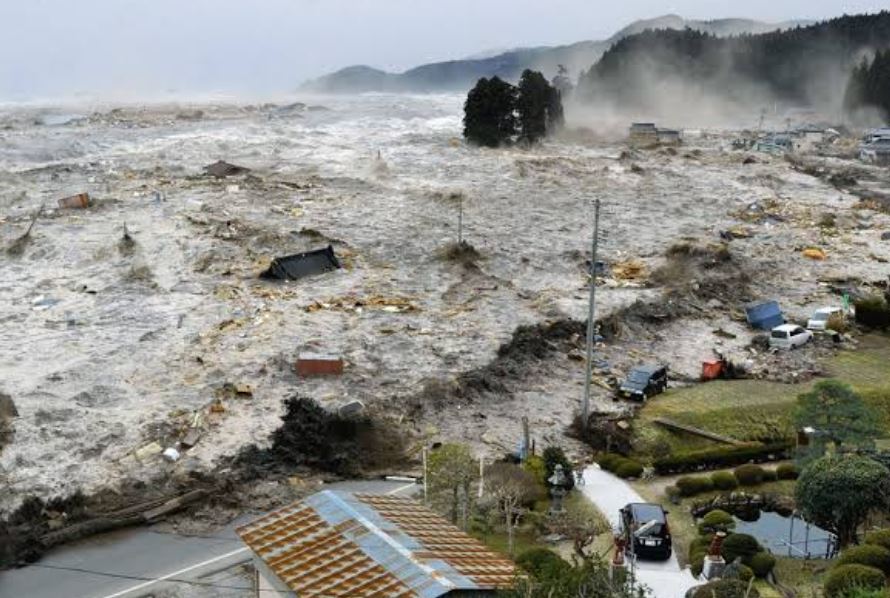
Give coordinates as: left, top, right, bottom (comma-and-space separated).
745, 300, 785, 330
203, 160, 250, 178
261, 245, 341, 281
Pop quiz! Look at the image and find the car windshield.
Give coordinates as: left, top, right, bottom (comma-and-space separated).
813, 312, 829, 321
628, 370, 651, 383
771, 330, 787, 339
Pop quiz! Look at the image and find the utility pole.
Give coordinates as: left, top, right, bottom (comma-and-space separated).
582, 199, 601, 431
422, 446, 429, 505
458, 195, 464, 246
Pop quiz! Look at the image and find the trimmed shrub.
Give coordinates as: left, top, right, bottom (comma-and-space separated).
824, 564, 887, 597
723, 533, 762, 564
676, 475, 715, 497
653, 442, 792, 474
838, 545, 890, 576
515, 548, 571, 579
693, 579, 761, 598
737, 564, 755, 583
712, 471, 739, 490
749, 552, 777, 578
866, 530, 890, 552
689, 548, 707, 577
855, 296, 890, 330
761, 468, 778, 482
776, 463, 799, 480
522, 455, 547, 486
614, 459, 644, 479
734, 464, 766, 486
597, 454, 618, 471
698, 510, 736, 535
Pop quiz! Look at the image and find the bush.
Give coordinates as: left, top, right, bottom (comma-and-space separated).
542, 446, 575, 490
597, 453, 621, 472
838, 545, 890, 576
690, 548, 707, 577
734, 464, 766, 486
522, 455, 547, 486
614, 460, 644, 479
723, 533, 762, 564
693, 579, 761, 598
855, 296, 890, 330
749, 552, 777, 578
653, 442, 792, 474
676, 475, 715, 497
737, 564, 755, 583
827, 313, 851, 333
712, 471, 740, 490
698, 510, 736, 535
824, 564, 887, 597
776, 463, 799, 480
866, 530, 890, 552
761, 468, 778, 482
515, 548, 571, 579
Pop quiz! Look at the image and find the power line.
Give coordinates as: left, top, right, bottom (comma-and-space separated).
30, 562, 293, 595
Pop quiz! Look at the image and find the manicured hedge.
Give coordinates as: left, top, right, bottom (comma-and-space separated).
722, 533, 762, 564
652, 442, 792, 474
597, 454, 644, 479
698, 509, 736, 534
837, 545, 890, 576
676, 475, 714, 497
761, 468, 778, 482
776, 463, 799, 480
824, 564, 886, 597
734, 464, 766, 486
865, 529, 890, 552
749, 552, 777, 578
711, 471, 739, 490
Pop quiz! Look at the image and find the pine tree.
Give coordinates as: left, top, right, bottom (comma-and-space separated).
462, 77, 517, 147
517, 69, 565, 144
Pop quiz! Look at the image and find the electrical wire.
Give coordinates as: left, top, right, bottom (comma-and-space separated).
30, 562, 293, 595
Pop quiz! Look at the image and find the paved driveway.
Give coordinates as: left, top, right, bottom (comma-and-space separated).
580, 466, 699, 598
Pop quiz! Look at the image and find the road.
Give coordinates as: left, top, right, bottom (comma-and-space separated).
580, 466, 699, 598
0, 479, 418, 598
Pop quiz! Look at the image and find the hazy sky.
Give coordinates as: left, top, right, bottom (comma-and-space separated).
0, 0, 884, 100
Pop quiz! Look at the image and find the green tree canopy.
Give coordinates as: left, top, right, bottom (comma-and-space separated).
516, 69, 564, 144
794, 380, 881, 460
427, 443, 477, 529
463, 76, 517, 147
796, 454, 890, 548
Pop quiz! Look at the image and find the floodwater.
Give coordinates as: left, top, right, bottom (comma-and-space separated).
1, 94, 888, 512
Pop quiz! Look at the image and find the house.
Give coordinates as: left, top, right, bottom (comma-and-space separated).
864, 127, 890, 144
629, 123, 658, 145
237, 490, 517, 597
656, 128, 682, 145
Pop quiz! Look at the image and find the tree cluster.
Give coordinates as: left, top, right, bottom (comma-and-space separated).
576, 11, 890, 112
463, 69, 564, 147
845, 50, 890, 120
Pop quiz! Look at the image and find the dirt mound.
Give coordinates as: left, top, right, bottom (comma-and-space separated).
414, 319, 586, 411
437, 241, 482, 268
236, 396, 406, 479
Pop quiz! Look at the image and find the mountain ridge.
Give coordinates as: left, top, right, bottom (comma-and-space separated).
301, 14, 813, 94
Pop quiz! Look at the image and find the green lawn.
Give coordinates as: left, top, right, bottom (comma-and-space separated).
634, 334, 890, 456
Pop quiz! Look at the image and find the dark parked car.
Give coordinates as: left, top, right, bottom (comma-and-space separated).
617, 365, 668, 400
620, 502, 672, 560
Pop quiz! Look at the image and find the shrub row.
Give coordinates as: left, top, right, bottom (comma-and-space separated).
652, 442, 792, 474
823, 531, 890, 597
597, 453, 644, 479
669, 463, 792, 499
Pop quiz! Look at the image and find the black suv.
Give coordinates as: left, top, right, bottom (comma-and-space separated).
617, 365, 668, 401
620, 503, 672, 560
